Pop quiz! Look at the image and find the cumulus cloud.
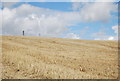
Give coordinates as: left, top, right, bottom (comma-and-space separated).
71, 0, 119, 2
72, 2, 117, 22
111, 25, 119, 40
92, 31, 109, 40
2, 2, 19, 8
108, 36, 117, 40
1, 2, 118, 40
71, 0, 95, 2
20, 0, 47, 2
72, 2, 85, 11
1, 0, 119, 2
0, 2, 2, 9
1, 0, 20, 2
112, 25, 118, 34
93, 25, 119, 40
0, 9, 2, 35
1, 4, 81, 38
65, 33, 80, 39
93, 33, 118, 40
1, 0, 20, 8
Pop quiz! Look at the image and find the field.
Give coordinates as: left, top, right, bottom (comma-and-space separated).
1, 35, 118, 79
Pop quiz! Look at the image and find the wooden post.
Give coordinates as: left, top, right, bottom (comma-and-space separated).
23, 30, 24, 36
39, 33, 40, 36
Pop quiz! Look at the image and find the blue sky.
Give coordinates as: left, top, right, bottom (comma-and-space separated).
0, 1, 119, 40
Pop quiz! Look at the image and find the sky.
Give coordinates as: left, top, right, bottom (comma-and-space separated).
0, 0, 119, 40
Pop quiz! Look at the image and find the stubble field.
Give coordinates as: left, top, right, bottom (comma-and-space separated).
1, 35, 118, 79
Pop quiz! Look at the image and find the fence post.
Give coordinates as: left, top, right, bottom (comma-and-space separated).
23, 30, 24, 36
39, 33, 40, 36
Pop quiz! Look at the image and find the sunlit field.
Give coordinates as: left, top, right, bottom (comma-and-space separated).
1, 35, 118, 79
0, 36, 2, 80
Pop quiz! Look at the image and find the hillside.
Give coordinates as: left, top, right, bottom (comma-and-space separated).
1, 35, 118, 79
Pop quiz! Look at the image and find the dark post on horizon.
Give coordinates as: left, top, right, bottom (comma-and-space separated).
23, 30, 24, 36
39, 33, 40, 36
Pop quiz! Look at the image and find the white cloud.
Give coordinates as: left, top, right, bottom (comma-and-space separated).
72, 2, 117, 22
71, 0, 95, 2
1, 4, 81, 38
95, 0, 119, 2
72, 2, 80, 11
71, 0, 118, 2
1, 3, 118, 40
65, 33, 80, 39
0, 2, 2, 9
1, 0, 20, 2
111, 25, 119, 40
93, 25, 119, 40
108, 36, 115, 40
72, 2, 85, 11
20, 0, 46, 2
1, 0, 119, 2
92, 31, 109, 40
112, 25, 118, 34
0, 9, 2, 35
93, 33, 117, 40
2, 2, 19, 8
